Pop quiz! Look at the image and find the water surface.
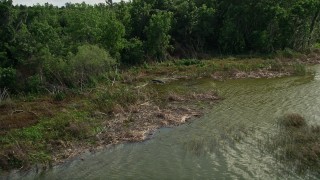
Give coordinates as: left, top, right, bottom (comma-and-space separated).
6, 66, 320, 179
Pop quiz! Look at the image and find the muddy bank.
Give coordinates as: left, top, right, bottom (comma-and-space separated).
50, 91, 220, 165
0, 55, 315, 172
211, 69, 291, 80
0, 82, 220, 172
295, 50, 320, 65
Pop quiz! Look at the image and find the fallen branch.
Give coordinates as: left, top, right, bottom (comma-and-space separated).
134, 83, 149, 89
11, 110, 24, 115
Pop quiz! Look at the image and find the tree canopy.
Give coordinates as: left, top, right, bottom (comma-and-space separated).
0, 0, 319, 92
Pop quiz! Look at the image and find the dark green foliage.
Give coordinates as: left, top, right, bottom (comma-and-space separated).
41, 44, 117, 89
121, 38, 144, 65
25, 75, 42, 93
0, 67, 16, 90
174, 59, 203, 66
53, 91, 65, 101
0, 0, 319, 93
145, 11, 173, 60
68, 44, 117, 88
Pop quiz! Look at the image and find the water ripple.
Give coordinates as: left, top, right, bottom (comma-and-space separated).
7, 65, 320, 180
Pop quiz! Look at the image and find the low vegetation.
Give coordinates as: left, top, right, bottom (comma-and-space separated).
0, 67, 223, 171
0, 88, 10, 105
0, 0, 320, 173
0, 52, 317, 171
266, 114, 320, 174
122, 57, 312, 83
0, 51, 317, 172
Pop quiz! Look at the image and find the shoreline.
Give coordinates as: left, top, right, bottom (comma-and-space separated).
1, 90, 221, 176
0, 56, 318, 172
51, 91, 220, 165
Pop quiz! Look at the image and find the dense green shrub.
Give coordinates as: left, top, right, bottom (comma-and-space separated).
145, 11, 173, 60
41, 44, 117, 89
0, 0, 319, 93
41, 50, 72, 87
0, 67, 16, 90
121, 38, 144, 65
69, 44, 117, 88
25, 75, 42, 93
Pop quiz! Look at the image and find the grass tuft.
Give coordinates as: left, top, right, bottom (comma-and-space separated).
0, 88, 10, 105
278, 113, 307, 128
266, 114, 320, 174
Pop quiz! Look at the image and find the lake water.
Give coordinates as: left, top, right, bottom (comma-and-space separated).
4, 66, 320, 180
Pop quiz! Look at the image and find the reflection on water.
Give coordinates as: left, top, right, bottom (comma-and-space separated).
4, 66, 320, 180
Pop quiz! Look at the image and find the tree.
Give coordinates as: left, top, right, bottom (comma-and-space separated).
192, 4, 216, 52
145, 11, 173, 60
0, 0, 14, 67
99, 13, 126, 59
129, 0, 153, 39
171, 0, 197, 54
